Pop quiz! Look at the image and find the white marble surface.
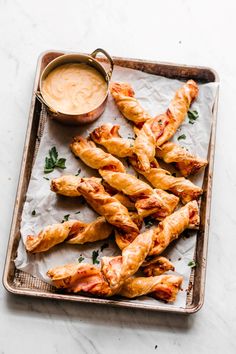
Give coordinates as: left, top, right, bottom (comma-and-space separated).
0, 0, 235, 353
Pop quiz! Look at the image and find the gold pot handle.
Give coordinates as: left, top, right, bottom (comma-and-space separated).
90, 48, 114, 81
35, 91, 58, 114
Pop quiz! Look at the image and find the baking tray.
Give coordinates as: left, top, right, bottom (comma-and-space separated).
2, 51, 219, 314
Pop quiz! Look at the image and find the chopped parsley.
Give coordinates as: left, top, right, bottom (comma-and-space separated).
75, 168, 81, 176
188, 109, 199, 124
177, 134, 186, 141
61, 214, 70, 223
127, 136, 135, 140
43, 177, 50, 181
100, 243, 109, 252
75, 211, 81, 214
44, 146, 66, 174
188, 260, 197, 268
31, 210, 36, 216
158, 120, 163, 125
92, 250, 99, 264
144, 218, 155, 229
78, 255, 85, 263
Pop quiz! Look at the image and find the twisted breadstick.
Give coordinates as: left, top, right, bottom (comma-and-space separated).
90, 124, 133, 158
70, 136, 125, 172
150, 200, 199, 256
47, 263, 112, 296
101, 228, 154, 290
47, 263, 183, 302
156, 141, 208, 177
119, 274, 183, 302
134, 80, 199, 171
77, 178, 139, 233
142, 256, 175, 276
110, 82, 152, 126
51, 175, 136, 210
25, 217, 113, 253
131, 158, 203, 204
71, 136, 179, 219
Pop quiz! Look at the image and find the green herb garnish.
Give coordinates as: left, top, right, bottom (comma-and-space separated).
128, 136, 135, 140
188, 260, 197, 268
78, 256, 85, 263
101, 243, 109, 252
44, 146, 66, 174
177, 134, 186, 141
92, 250, 99, 264
158, 121, 163, 125
188, 109, 199, 124
144, 218, 155, 229
75, 168, 81, 176
43, 177, 50, 181
75, 211, 81, 214
61, 214, 70, 223
31, 210, 36, 216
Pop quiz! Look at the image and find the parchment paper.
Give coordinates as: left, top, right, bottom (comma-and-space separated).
15, 65, 218, 309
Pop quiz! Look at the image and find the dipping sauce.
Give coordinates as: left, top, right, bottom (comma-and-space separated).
41, 63, 107, 115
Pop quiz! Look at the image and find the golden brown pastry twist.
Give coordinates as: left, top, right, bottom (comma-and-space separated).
131, 158, 203, 204
47, 263, 113, 296
51, 175, 136, 210
25, 217, 113, 253
101, 228, 154, 290
110, 82, 152, 126
90, 124, 133, 158
77, 178, 139, 233
119, 274, 183, 302
156, 141, 208, 177
150, 200, 199, 256
47, 263, 183, 302
70, 136, 125, 173
142, 256, 175, 276
132, 80, 199, 171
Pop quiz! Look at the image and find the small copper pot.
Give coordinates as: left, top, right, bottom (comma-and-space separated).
36, 48, 114, 125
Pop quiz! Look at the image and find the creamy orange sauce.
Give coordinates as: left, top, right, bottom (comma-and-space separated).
41, 63, 107, 114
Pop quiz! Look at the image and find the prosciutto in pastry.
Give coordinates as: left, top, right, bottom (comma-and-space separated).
115, 212, 143, 250
70, 136, 125, 173
25, 217, 113, 253
150, 200, 200, 256
132, 80, 199, 171
110, 82, 152, 126
156, 141, 208, 177
142, 256, 175, 276
50, 175, 82, 197
47, 263, 112, 296
47, 262, 183, 302
119, 274, 183, 302
77, 178, 139, 233
90, 124, 133, 158
131, 158, 203, 204
102, 228, 154, 290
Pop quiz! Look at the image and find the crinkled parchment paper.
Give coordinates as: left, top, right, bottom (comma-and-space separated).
15, 65, 218, 309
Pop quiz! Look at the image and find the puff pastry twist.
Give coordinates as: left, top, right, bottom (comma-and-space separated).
110, 82, 152, 126
47, 263, 183, 302
156, 141, 208, 177
77, 178, 139, 233
119, 274, 183, 302
150, 200, 200, 256
142, 256, 175, 276
25, 217, 113, 253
